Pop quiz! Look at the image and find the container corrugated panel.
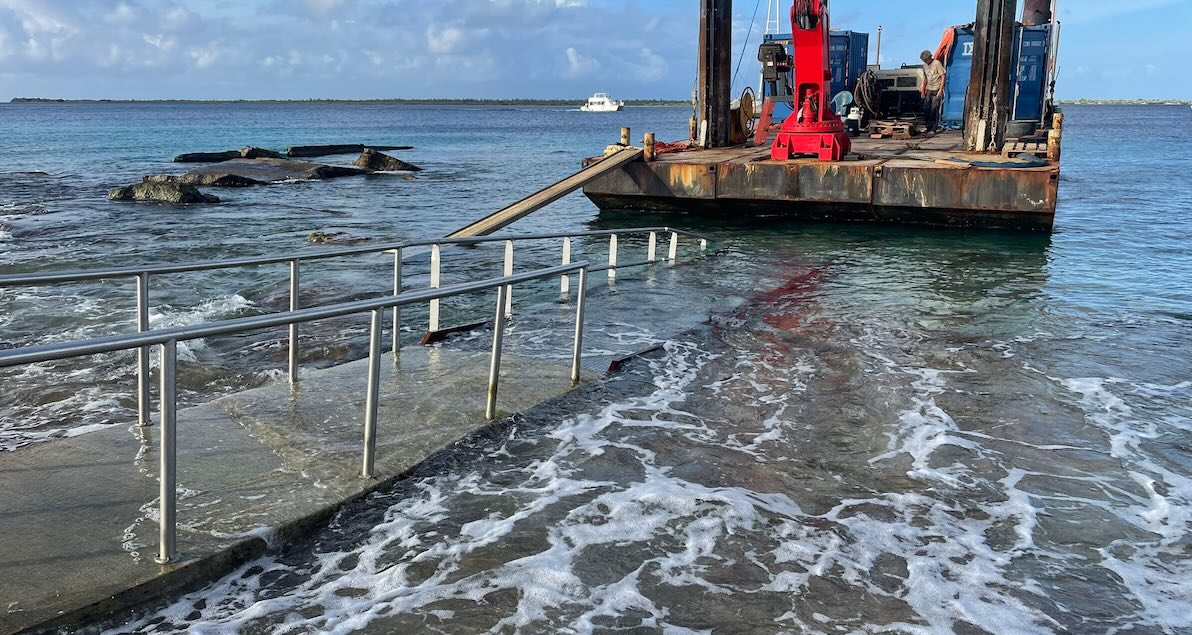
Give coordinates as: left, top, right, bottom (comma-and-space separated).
829, 31, 869, 100
942, 26, 975, 128
1012, 24, 1050, 122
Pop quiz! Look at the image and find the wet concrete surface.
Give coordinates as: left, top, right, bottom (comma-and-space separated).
0, 346, 589, 634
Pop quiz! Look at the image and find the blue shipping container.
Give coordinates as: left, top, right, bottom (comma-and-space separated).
830, 31, 870, 101
941, 27, 975, 128
1012, 24, 1050, 122
942, 23, 1051, 128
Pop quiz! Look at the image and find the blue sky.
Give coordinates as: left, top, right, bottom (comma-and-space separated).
0, 0, 1188, 101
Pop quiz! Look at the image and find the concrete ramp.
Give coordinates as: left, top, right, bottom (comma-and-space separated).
448, 147, 643, 238
0, 347, 591, 634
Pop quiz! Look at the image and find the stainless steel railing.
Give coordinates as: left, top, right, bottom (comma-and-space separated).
0, 261, 592, 564
0, 227, 709, 428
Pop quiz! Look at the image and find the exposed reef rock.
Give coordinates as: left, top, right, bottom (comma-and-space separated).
173, 147, 284, 163
287, 144, 413, 158
182, 158, 367, 183
144, 174, 266, 187
353, 149, 423, 172
108, 181, 220, 204
173, 150, 241, 163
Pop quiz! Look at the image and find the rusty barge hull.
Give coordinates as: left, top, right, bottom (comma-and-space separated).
583, 132, 1060, 231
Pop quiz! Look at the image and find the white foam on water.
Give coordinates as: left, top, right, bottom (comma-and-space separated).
112, 321, 1192, 634
148, 294, 256, 364
1053, 375, 1192, 633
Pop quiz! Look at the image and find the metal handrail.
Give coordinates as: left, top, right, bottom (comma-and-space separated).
1, 226, 710, 427
0, 262, 587, 366
0, 227, 707, 287
0, 261, 592, 565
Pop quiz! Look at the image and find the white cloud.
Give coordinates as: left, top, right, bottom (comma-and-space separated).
304, 0, 344, 16
564, 46, 600, 78
426, 25, 463, 55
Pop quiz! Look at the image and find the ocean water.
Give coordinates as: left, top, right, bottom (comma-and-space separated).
3, 104, 1192, 633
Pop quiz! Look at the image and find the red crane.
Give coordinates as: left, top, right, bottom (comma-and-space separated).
770, 0, 851, 162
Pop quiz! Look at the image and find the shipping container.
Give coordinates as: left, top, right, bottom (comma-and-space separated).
941, 23, 1051, 129
830, 31, 870, 101
941, 26, 975, 128
1012, 24, 1051, 122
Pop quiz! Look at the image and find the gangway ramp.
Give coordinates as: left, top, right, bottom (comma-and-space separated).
448, 147, 642, 238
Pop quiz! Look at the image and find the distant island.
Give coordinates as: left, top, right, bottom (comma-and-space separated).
9, 97, 690, 107
1058, 99, 1191, 106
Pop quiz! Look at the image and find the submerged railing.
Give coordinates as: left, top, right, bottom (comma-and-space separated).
0, 262, 590, 564
0, 227, 709, 427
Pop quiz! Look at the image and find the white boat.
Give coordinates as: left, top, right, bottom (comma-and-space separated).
580, 93, 625, 112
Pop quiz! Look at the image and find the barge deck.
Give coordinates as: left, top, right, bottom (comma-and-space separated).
584, 131, 1061, 231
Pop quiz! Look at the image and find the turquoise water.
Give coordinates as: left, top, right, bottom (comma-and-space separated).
3, 104, 1192, 632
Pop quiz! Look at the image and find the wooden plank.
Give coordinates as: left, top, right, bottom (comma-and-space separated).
447, 147, 644, 238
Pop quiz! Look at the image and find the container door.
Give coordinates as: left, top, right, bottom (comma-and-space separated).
942, 28, 974, 128
829, 33, 849, 100
1012, 25, 1050, 122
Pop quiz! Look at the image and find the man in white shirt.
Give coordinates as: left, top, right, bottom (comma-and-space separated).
920, 50, 946, 132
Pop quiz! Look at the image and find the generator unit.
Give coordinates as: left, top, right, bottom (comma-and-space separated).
873, 66, 925, 119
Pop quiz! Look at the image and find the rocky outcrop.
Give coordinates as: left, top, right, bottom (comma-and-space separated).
144, 174, 266, 187
172, 147, 284, 163
173, 150, 241, 163
287, 144, 413, 158
353, 149, 422, 172
108, 182, 220, 204
239, 147, 283, 159
183, 158, 367, 183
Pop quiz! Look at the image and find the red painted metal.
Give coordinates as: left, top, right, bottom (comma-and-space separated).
770, 0, 852, 162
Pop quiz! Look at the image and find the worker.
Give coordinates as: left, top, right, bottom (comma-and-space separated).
919, 50, 946, 132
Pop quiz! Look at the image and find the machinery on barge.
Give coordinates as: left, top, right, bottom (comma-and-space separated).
582, 0, 1065, 231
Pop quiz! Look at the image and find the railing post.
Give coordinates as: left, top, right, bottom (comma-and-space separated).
607, 233, 618, 281
647, 231, 657, 263
571, 267, 588, 384
668, 231, 679, 262
503, 240, 514, 319
288, 259, 300, 384
391, 248, 402, 356
429, 244, 441, 333
362, 308, 383, 479
155, 339, 178, 564
485, 285, 508, 420
136, 273, 151, 427
560, 237, 572, 299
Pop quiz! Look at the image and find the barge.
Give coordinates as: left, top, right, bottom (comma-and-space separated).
585, 0, 1064, 231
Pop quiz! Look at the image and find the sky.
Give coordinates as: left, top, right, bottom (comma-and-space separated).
0, 0, 1188, 101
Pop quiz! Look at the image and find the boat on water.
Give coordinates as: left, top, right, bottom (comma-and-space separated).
580, 93, 625, 112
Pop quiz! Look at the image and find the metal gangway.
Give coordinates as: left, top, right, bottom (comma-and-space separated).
0, 227, 709, 565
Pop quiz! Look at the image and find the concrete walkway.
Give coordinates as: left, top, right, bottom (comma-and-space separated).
0, 347, 588, 634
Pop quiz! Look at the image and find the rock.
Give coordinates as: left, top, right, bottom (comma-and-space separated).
173, 150, 241, 163
108, 182, 220, 204
353, 149, 423, 172
307, 232, 346, 244
144, 174, 266, 187
182, 158, 368, 183
240, 147, 283, 159
287, 144, 413, 158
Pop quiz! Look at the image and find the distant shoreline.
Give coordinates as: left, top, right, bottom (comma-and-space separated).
1058, 99, 1191, 106
7, 98, 690, 107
